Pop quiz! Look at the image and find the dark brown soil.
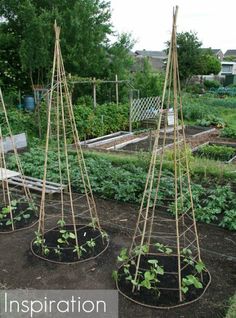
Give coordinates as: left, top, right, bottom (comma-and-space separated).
121, 137, 174, 152
32, 224, 108, 263
0, 202, 37, 232
120, 126, 216, 153
117, 255, 210, 308
0, 197, 235, 318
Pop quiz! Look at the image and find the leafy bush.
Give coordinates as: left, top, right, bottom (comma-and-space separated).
195, 185, 235, 224
73, 102, 129, 139
220, 127, 236, 139
196, 115, 225, 128
204, 80, 220, 89
0, 102, 129, 142
220, 210, 236, 231
7, 147, 236, 231
185, 84, 204, 94
0, 108, 39, 138
196, 144, 235, 161
182, 102, 209, 121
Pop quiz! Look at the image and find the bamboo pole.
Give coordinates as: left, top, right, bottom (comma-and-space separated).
115, 74, 119, 105
93, 77, 96, 109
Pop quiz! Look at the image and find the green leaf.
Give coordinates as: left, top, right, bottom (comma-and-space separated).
112, 270, 118, 281
23, 214, 31, 219
69, 232, 76, 239
148, 259, 158, 265
144, 271, 155, 280
6, 219, 13, 226
181, 286, 189, 294
195, 261, 205, 274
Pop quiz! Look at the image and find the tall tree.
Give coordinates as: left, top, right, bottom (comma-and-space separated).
0, 0, 134, 92
175, 31, 202, 84
166, 32, 221, 84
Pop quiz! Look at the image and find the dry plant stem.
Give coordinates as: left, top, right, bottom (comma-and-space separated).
56, 51, 64, 222
176, 50, 202, 264
172, 8, 182, 302
59, 48, 101, 232
0, 143, 6, 205
38, 32, 57, 236
55, 26, 80, 258
129, 16, 174, 257
147, 48, 174, 247
0, 127, 14, 231
0, 88, 32, 202
130, 7, 175, 292
126, 6, 205, 304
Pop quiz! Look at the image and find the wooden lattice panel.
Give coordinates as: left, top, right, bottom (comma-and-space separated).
130, 96, 161, 123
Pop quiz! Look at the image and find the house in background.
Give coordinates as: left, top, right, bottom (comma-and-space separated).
224, 49, 236, 61
220, 60, 236, 85
133, 50, 167, 72
202, 48, 224, 61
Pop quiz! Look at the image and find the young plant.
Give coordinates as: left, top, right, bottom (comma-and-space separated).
54, 245, 62, 258
89, 217, 98, 229
33, 231, 50, 256
181, 275, 203, 294
133, 244, 149, 256
57, 219, 66, 228
73, 245, 87, 257
155, 243, 173, 255
57, 229, 76, 246
86, 238, 96, 249
101, 230, 109, 241
181, 248, 194, 266
117, 248, 129, 262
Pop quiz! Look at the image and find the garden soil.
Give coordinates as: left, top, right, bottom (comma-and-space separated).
0, 196, 235, 318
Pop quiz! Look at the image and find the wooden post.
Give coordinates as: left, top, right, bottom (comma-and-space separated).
129, 90, 133, 132
93, 77, 96, 109
115, 74, 119, 105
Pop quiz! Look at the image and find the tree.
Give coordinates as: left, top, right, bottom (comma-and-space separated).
0, 0, 134, 94
198, 50, 221, 75
132, 58, 164, 97
174, 31, 202, 84
166, 32, 221, 84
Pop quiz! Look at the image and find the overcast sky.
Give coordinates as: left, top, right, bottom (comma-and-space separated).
110, 0, 236, 53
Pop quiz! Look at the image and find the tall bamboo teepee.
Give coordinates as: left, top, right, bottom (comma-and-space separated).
0, 88, 37, 233
116, 7, 210, 308
32, 22, 108, 263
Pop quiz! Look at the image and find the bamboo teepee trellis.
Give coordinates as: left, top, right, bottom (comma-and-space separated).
32, 22, 108, 263
117, 6, 210, 308
0, 88, 36, 233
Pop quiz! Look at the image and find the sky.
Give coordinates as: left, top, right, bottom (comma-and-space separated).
110, 0, 236, 53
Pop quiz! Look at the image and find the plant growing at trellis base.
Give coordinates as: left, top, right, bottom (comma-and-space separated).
0, 89, 38, 233
30, 22, 108, 264
114, 7, 210, 309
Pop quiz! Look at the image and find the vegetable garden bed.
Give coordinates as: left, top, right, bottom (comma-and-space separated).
0, 196, 235, 318
193, 142, 236, 163
0, 199, 38, 233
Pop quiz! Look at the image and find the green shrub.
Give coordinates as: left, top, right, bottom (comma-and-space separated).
182, 102, 209, 121
196, 144, 235, 161
220, 127, 236, 139
196, 115, 225, 128
204, 80, 220, 89
220, 210, 236, 231
185, 84, 204, 94
73, 102, 129, 139
7, 147, 236, 231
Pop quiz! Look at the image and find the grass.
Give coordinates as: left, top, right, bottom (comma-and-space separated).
182, 94, 236, 130
83, 149, 236, 182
